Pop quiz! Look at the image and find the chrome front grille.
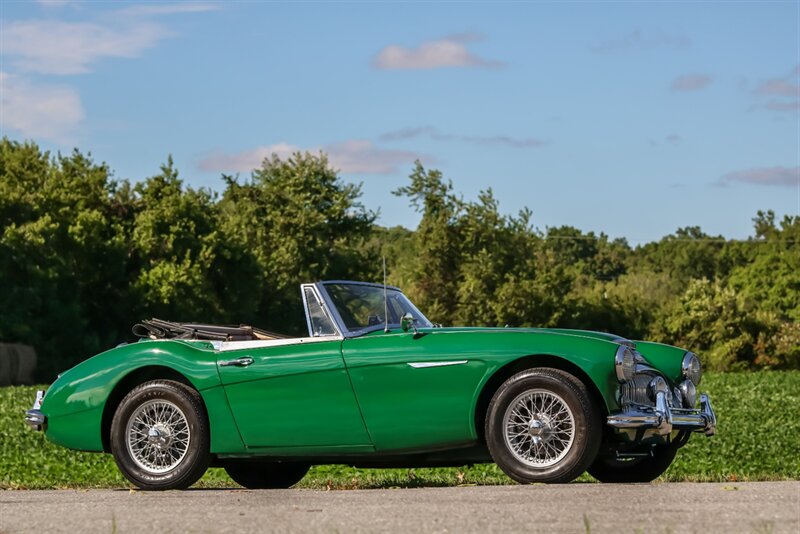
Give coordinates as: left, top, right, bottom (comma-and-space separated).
620, 374, 653, 407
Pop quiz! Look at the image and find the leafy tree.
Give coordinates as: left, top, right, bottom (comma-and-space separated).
728, 211, 799, 322
633, 226, 728, 283
0, 139, 127, 377
360, 225, 416, 289
493, 251, 575, 328
393, 162, 463, 324
220, 151, 375, 334
455, 190, 531, 326
656, 278, 764, 371
128, 157, 262, 325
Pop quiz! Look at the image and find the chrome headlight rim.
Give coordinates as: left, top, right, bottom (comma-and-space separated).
682, 352, 702, 385
615, 346, 636, 383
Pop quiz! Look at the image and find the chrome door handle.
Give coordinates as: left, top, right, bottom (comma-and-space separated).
219, 356, 254, 367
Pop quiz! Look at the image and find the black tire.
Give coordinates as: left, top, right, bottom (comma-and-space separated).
224, 462, 310, 489
588, 443, 679, 483
485, 368, 602, 484
110, 380, 210, 490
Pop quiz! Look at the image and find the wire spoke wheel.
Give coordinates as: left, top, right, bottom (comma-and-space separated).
486, 368, 600, 484
111, 380, 210, 490
126, 399, 191, 474
502, 389, 576, 468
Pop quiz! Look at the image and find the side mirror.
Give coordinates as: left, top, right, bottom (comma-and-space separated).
400, 312, 416, 333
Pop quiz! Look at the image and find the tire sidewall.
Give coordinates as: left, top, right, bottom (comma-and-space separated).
486, 369, 600, 483
224, 461, 311, 489
588, 443, 679, 483
110, 381, 209, 490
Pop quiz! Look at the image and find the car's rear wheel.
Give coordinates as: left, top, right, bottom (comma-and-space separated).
588, 442, 679, 483
485, 368, 601, 484
224, 461, 310, 489
110, 380, 210, 490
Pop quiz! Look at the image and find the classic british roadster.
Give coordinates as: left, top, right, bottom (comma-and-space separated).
25, 280, 716, 490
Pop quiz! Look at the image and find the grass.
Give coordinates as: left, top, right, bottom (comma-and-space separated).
1, 371, 798, 489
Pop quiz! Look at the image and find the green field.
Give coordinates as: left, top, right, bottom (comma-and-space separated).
1, 371, 798, 489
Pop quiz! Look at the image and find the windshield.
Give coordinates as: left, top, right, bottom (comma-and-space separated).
324, 283, 432, 333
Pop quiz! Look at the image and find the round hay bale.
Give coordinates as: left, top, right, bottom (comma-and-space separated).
0, 344, 13, 387
0, 343, 38, 385
14, 344, 37, 385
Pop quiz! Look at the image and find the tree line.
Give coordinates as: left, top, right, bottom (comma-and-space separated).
1, 138, 797, 379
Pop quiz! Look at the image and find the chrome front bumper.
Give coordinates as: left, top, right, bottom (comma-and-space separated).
24, 390, 47, 432
607, 393, 717, 437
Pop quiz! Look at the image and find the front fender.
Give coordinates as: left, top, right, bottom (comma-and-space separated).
466, 330, 622, 414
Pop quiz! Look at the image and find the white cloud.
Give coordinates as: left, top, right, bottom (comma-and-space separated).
0, 4, 216, 145
753, 68, 799, 112
671, 74, 712, 92
326, 140, 428, 174
0, 72, 84, 143
199, 141, 429, 175
380, 126, 547, 148
199, 143, 301, 173
1, 3, 219, 76
117, 3, 221, 17
756, 79, 798, 97
35, 0, 72, 6
720, 166, 799, 187
1, 19, 170, 75
373, 33, 503, 70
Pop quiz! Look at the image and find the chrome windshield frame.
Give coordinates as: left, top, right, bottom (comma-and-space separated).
300, 283, 343, 338
312, 280, 431, 338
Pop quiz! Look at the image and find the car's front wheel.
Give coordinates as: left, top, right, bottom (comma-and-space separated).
588, 442, 679, 483
110, 380, 210, 490
485, 368, 601, 484
224, 461, 310, 489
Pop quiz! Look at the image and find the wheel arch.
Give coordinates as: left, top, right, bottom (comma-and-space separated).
100, 365, 197, 452
473, 354, 608, 443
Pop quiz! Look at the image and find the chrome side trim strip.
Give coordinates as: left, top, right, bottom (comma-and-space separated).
407, 360, 468, 369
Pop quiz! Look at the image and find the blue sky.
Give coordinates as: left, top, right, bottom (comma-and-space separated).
2, 1, 799, 243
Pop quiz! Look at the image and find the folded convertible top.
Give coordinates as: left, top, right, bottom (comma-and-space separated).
132, 318, 289, 342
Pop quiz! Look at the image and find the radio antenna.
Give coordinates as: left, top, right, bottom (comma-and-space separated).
383, 256, 389, 333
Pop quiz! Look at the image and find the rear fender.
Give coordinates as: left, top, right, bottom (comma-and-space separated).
42, 341, 244, 453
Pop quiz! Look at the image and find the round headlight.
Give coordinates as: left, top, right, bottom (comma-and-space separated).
615, 346, 636, 382
682, 352, 702, 385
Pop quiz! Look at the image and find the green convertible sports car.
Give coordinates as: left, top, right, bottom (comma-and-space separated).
25, 280, 716, 490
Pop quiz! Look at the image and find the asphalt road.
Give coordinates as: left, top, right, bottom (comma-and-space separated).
0, 482, 797, 533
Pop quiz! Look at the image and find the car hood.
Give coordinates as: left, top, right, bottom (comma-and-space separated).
429, 326, 630, 345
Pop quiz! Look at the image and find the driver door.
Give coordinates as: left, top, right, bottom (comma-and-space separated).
218, 288, 372, 450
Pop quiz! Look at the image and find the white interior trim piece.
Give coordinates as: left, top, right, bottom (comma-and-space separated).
214, 336, 343, 352
407, 360, 468, 369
